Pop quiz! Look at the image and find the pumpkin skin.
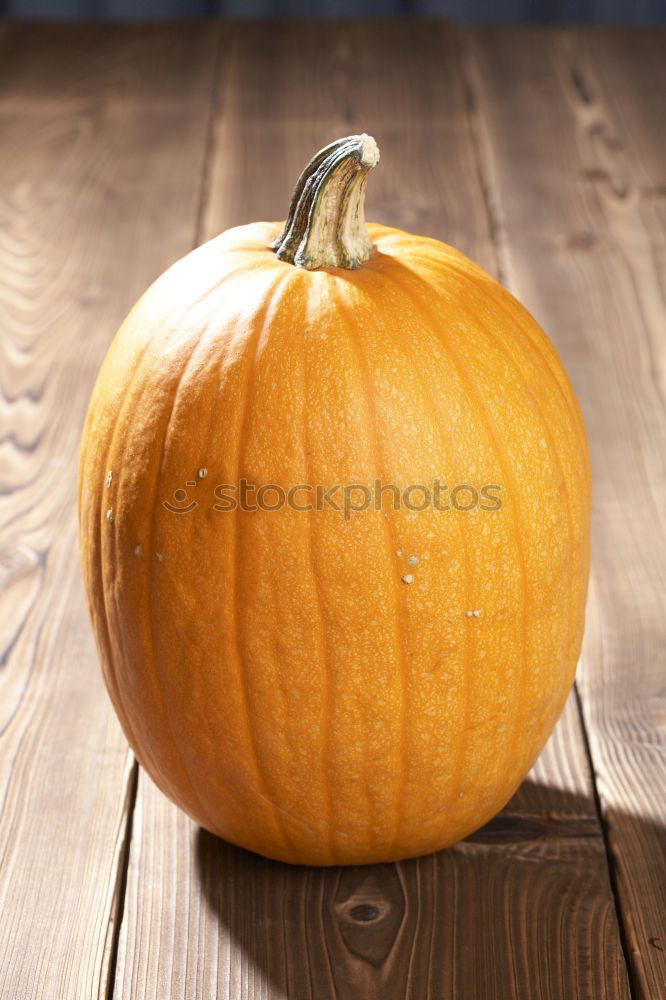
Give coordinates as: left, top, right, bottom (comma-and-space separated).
78, 142, 590, 867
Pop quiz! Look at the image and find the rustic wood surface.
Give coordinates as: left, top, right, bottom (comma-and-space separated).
0, 19, 663, 1000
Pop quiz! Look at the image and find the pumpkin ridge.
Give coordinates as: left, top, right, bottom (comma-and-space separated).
411, 254, 588, 711
299, 277, 337, 864
406, 249, 588, 458
501, 296, 588, 459
469, 300, 580, 711
390, 254, 587, 740
375, 229, 588, 496
334, 278, 410, 857
465, 293, 580, 725
379, 266, 483, 834
140, 269, 285, 841
387, 271, 479, 825
231, 269, 297, 855
355, 264, 479, 839
80, 418, 130, 749
430, 266, 583, 783
144, 311, 232, 830
101, 262, 265, 824
482, 284, 590, 516
94, 334, 159, 780
384, 265, 531, 802
404, 257, 582, 718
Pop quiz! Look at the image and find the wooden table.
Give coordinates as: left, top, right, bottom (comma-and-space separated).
0, 19, 664, 1000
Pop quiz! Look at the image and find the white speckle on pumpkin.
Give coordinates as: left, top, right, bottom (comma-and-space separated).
134, 545, 142, 556
402, 574, 414, 585
466, 609, 481, 618
473, 609, 481, 618
105, 471, 113, 488
395, 549, 402, 557
198, 468, 207, 479
156, 552, 164, 561
106, 508, 114, 522
407, 555, 419, 567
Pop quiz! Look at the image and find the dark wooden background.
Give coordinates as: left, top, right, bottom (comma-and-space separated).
0, 20, 663, 1000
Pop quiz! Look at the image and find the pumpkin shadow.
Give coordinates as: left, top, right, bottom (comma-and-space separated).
194, 780, 662, 998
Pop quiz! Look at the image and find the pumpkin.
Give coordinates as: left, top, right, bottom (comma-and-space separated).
78, 135, 590, 866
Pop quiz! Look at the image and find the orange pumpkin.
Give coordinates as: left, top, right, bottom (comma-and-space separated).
78, 135, 590, 866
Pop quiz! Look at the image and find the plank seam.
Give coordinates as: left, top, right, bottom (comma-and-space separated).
100, 26, 226, 997
193, 23, 225, 248
574, 683, 637, 1000
454, 25, 508, 288
103, 760, 139, 1000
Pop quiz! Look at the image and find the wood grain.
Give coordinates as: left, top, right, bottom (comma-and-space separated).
117, 768, 628, 1000
114, 22, 631, 999
0, 24, 218, 999
463, 24, 666, 999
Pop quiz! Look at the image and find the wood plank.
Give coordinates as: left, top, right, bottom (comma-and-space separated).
580, 28, 666, 420
0, 24, 218, 999
462, 23, 666, 1000
115, 22, 630, 999
120, 757, 626, 1000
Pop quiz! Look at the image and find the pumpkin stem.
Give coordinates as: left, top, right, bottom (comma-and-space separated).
271, 134, 380, 270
